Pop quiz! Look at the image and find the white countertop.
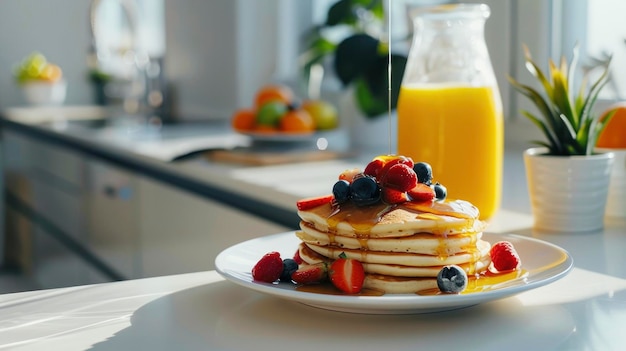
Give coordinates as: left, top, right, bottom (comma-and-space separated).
2, 107, 626, 350
0, 213, 625, 350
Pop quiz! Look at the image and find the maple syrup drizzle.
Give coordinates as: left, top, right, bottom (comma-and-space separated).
387, 0, 393, 155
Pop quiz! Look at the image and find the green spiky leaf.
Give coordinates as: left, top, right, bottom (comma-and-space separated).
509, 45, 614, 156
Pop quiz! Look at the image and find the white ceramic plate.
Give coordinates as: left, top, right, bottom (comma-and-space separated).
215, 232, 573, 314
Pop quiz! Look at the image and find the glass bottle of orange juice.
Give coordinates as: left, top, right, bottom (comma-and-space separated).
397, 4, 503, 220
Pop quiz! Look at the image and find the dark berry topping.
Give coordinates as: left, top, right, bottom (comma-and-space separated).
332, 180, 351, 204
280, 258, 299, 282
349, 176, 381, 206
433, 182, 447, 201
437, 265, 468, 293
413, 162, 433, 185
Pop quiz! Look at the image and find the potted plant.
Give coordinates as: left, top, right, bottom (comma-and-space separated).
508, 45, 617, 232
302, 0, 406, 119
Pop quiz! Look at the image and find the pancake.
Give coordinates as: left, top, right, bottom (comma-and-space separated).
297, 200, 485, 238
298, 222, 483, 256
298, 242, 491, 277
292, 155, 494, 294
364, 274, 439, 294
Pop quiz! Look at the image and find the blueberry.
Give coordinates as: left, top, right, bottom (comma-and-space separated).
413, 162, 433, 185
433, 182, 447, 201
333, 180, 351, 204
437, 265, 468, 293
349, 176, 381, 206
280, 258, 299, 282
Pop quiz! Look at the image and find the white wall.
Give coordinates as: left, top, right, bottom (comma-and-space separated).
164, 0, 307, 121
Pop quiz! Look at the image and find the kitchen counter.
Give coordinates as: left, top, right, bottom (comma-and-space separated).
1, 215, 625, 350
2, 107, 626, 349
1, 106, 368, 230
0, 106, 533, 230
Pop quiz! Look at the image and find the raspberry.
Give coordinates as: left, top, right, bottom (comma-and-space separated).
252, 251, 283, 282
382, 163, 418, 191
489, 241, 521, 272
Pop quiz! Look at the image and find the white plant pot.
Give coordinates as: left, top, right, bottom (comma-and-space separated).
524, 147, 614, 233
21, 80, 67, 106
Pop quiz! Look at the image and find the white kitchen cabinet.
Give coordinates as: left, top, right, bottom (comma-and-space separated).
3, 125, 292, 290
2, 130, 110, 288
138, 176, 289, 277
84, 159, 141, 280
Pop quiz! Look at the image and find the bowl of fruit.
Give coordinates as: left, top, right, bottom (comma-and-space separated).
14, 52, 66, 106
231, 84, 339, 141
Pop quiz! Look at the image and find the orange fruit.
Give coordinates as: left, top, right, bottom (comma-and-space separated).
301, 99, 339, 130
231, 108, 257, 131
255, 84, 294, 107
279, 109, 315, 133
40, 64, 62, 82
597, 102, 626, 148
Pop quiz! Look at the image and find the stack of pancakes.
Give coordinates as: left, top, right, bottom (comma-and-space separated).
296, 200, 490, 294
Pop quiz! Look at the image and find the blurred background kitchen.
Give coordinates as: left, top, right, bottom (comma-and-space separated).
0, 0, 624, 293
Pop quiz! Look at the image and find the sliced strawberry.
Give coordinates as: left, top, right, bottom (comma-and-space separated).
381, 163, 418, 191
407, 183, 435, 202
363, 159, 385, 179
382, 187, 408, 204
329, 253, 365, 294
291, 262, 328, 284
293, 248, 304, 265
252, 251, 283, 283
489, 241, 521, 272
338, 168, 362, 183
296, 194, 334, 211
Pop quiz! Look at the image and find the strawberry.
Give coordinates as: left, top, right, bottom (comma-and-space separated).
489, 241, 521, 272
291, 262, 328, 284
338, 168, 362, 183
252, 251, 283, 283
296, 194, 334, 211
378, 156, 414, 181
381, 163, 418, 191
382, 187, 408, 204
293, 248, 304, 265
329, 253, 365, 294
407, 183, 435, 202
363, 159, 385, 178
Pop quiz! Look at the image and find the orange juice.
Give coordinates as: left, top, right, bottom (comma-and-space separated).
397, 84, 503, 219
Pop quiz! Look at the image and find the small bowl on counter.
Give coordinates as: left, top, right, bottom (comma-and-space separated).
21, 79, 67, 106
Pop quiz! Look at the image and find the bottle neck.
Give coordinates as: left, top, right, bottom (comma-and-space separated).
405, 17, 493, 86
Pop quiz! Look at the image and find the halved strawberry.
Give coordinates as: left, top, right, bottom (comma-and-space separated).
489, 241, 521, 272
296, 194, 334, 211
363, 159, 385, 179
329, 253, 365, 294
381, 163, 418, 191
291, 262, 328, 284
407, 183, 435, 202
293, 248, 304, 265
382, 187, 408, 204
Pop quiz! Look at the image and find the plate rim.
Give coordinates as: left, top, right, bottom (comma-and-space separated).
215, 232, 573, 313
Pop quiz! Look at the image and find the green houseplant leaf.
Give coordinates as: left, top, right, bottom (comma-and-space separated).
509, 45, 615, 156
302, 0, 406, 118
